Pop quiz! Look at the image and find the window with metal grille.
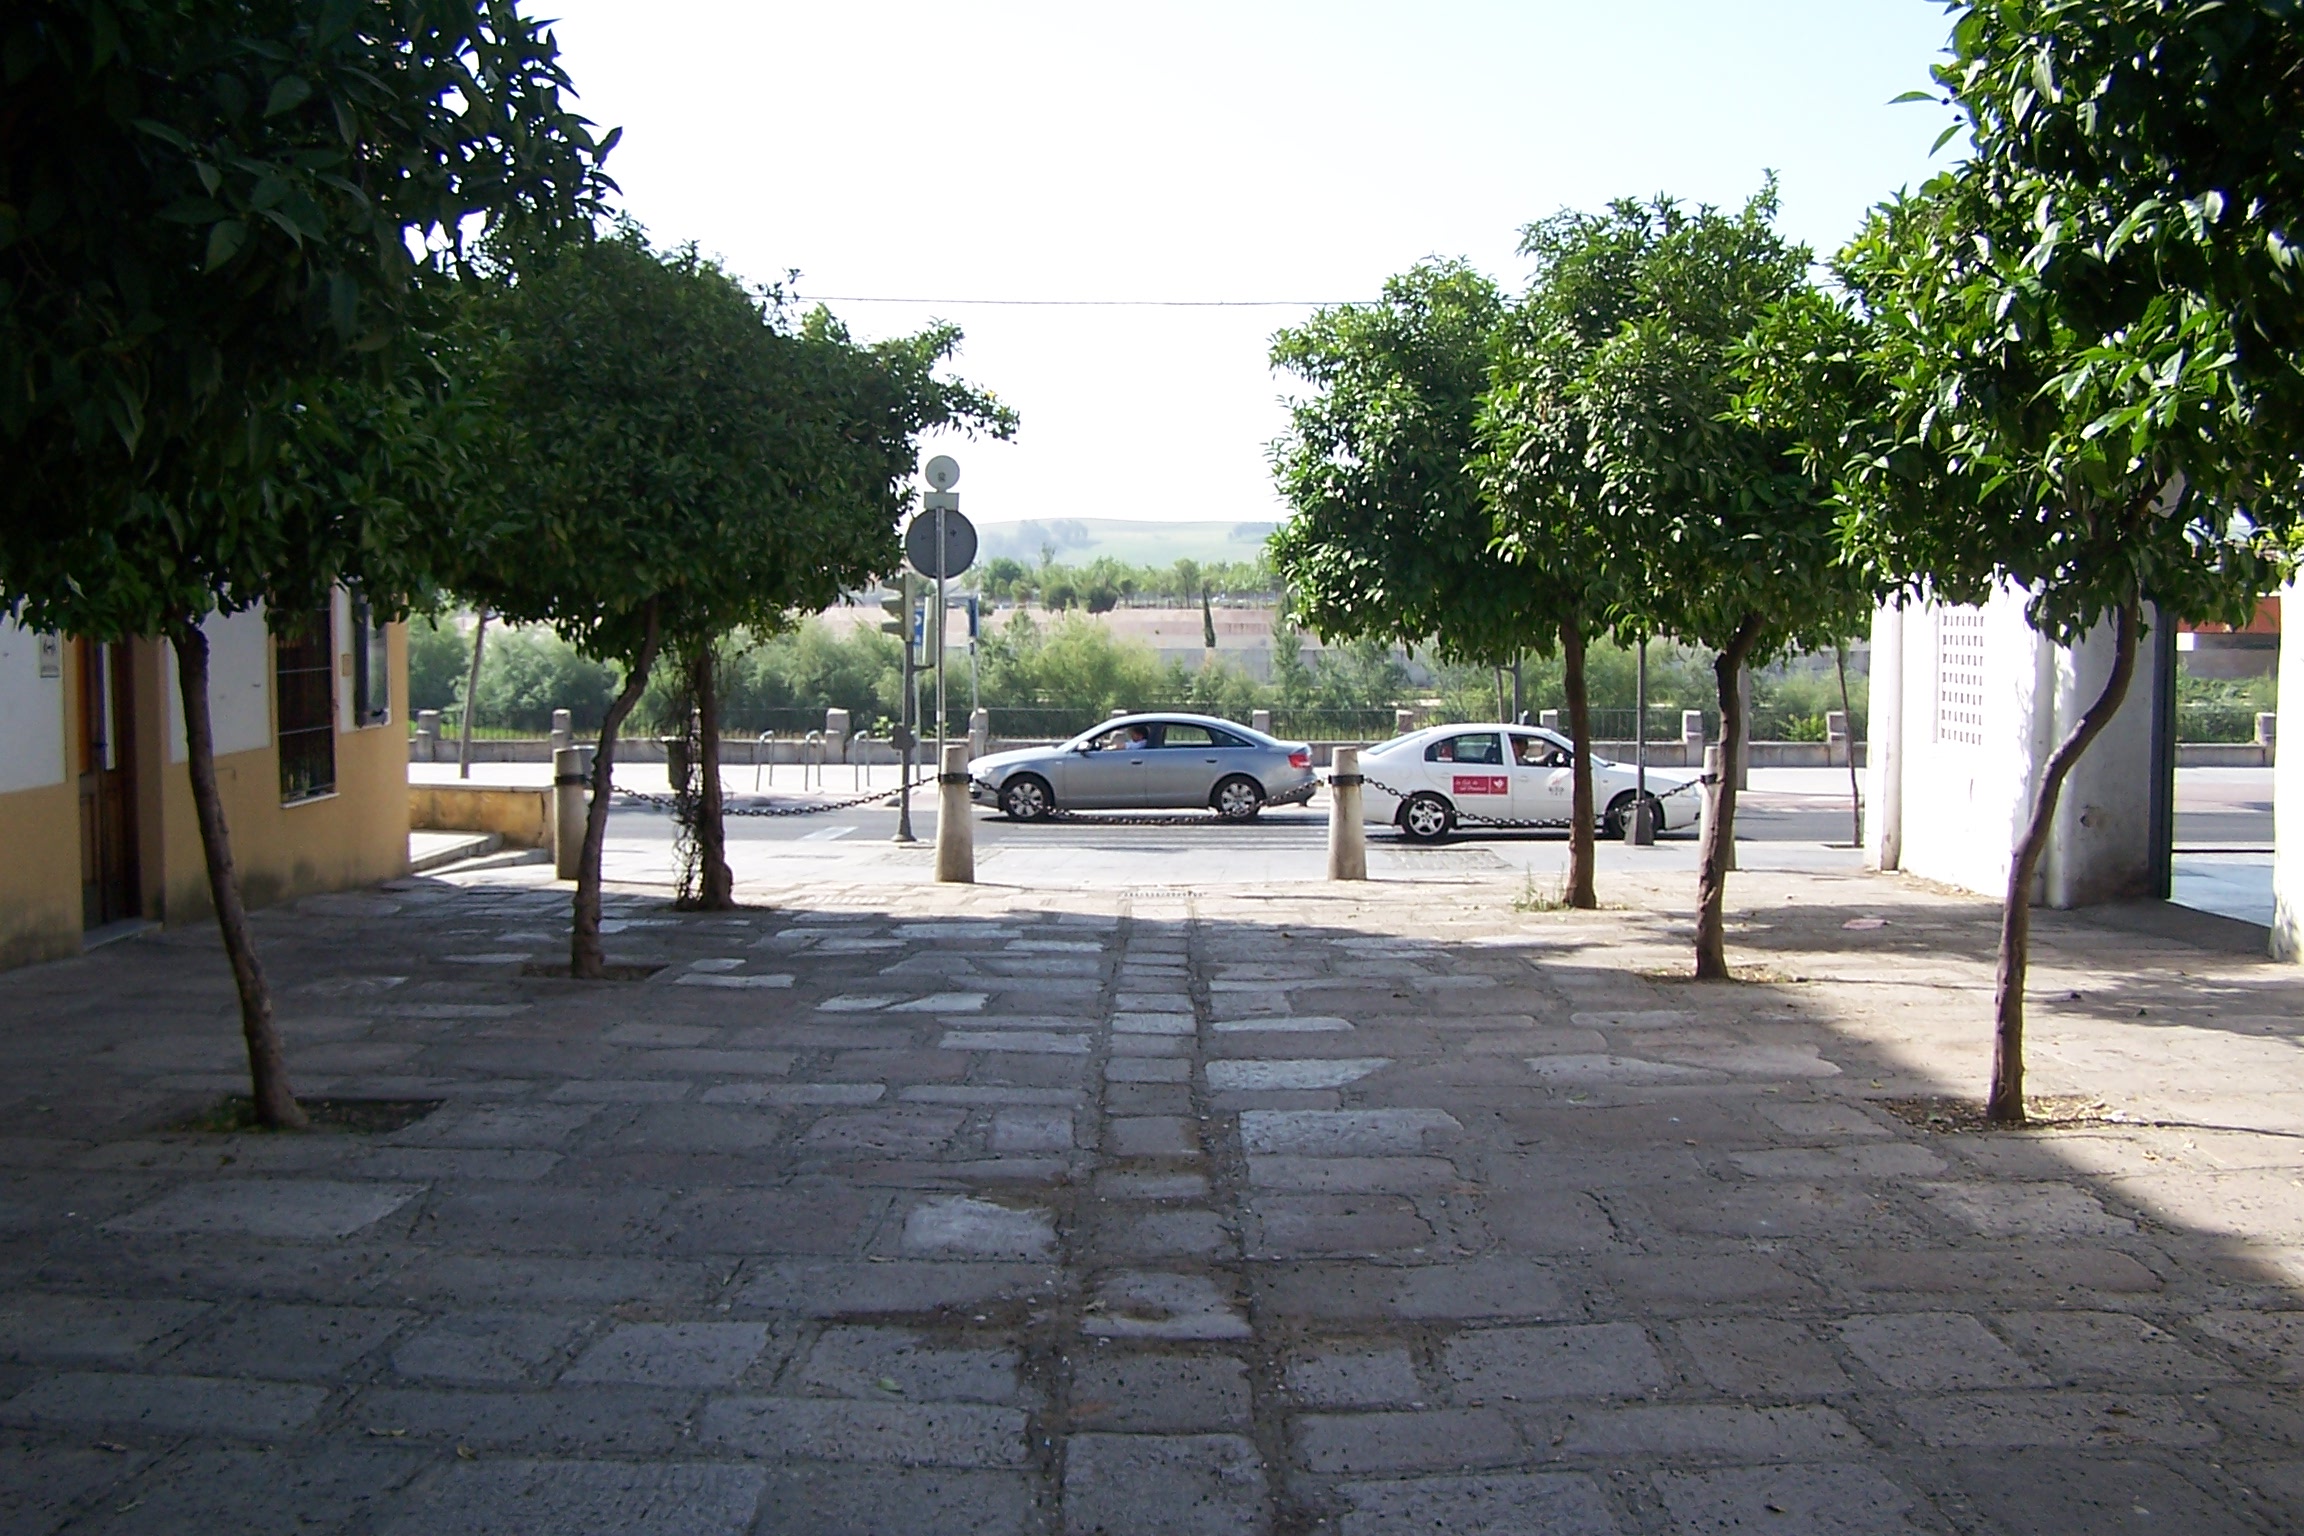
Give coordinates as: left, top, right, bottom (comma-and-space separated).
276, 610, 336, 800
1934, 610, 1987, 747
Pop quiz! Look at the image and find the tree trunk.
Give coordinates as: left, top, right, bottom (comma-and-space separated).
1836, 644, 1862, 845
1694, 614, 1765, 979
174, 623, 307, 1129
691, 639, 734, 910
570, 601, 662, 979
1990, 596, 2139, 1124
457, 608, 489, 780
1561, 617, 1597, 910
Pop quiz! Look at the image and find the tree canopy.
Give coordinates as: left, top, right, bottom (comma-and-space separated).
446, 223, 1013, 965
1, 0, 615, 641
1764, 0, 2304, 1119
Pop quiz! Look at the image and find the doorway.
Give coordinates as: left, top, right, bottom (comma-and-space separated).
76, 639, 142, 931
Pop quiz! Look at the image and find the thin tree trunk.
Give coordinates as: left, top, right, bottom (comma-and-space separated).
1836, 644, 1862, 846
457, 609, 489, 780
571, 600, 662, 979
174, 623, 307, 1128
1990, 596, 2139, 1124
692, 639, 734, 910
1561, 616, 1597, 910
1695, 614, 1765, 979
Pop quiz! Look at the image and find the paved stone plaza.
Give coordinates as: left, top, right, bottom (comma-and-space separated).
6, 853, 2304, 1533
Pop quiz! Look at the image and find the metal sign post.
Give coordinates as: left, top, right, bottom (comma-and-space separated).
906, 457, 977, 846
1631, 635, 1654, 846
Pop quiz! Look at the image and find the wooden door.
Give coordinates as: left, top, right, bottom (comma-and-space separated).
76, 640, 141, 929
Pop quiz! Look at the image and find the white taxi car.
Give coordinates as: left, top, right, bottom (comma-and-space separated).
1356, 723, 1698, 843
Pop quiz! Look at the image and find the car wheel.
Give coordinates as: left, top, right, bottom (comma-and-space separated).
1001, 775, 1054, 821
1213, 775, 1265, 821
1400, 792, 1453, 843
1604, 791, 1663, 839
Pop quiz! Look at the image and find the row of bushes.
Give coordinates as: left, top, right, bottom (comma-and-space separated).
408, 610, 1878, 742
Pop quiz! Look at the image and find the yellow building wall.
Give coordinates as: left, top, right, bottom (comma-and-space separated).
0, 782, 83, 969
154, 624, 411, 924
0, 637, 85, 968
0, 621, 411, 967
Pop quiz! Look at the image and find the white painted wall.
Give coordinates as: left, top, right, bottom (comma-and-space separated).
167, 607, 273, 762
0, 617, 68, 794
2273, 576, 2304, 961
1863, 604, 1904, 871
1881, 587, 2162, 909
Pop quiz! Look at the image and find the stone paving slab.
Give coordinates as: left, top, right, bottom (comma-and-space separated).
4, 862, 2304, 1531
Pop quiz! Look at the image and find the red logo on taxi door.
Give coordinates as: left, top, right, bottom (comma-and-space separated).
1453, 775, 1508, 796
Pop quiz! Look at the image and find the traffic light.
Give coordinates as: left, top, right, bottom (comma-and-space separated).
880, 579, 910, 639
915, 595, 942, 667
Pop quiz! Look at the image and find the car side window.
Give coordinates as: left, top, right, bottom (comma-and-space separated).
1512, 734, 1569, 768
1206, 727, 1249, 749
1427, 732, 1502, 765
1161, 724, 1214, 747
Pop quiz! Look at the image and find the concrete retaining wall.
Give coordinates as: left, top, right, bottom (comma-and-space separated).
408, 783, 553, 849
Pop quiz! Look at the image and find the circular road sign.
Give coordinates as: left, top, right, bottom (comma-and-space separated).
905, 508, 977, 579
923, 455, 961, 490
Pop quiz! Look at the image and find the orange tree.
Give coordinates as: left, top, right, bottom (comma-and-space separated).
1267, 263, 1600, 900
1547, 189, 1873, 978
449, 227, 1010, 968
1776, 0, 2303, 1121
0, 0, 610, 1124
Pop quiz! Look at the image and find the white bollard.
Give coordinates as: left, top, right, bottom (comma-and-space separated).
553, 745, 588, 881
1327, 747, 1367, 881
934, 743, 974, 883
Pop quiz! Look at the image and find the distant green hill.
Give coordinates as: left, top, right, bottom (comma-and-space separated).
974, 518, 1276, 569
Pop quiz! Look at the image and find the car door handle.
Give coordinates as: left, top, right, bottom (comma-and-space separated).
1203, 757, 1218, 763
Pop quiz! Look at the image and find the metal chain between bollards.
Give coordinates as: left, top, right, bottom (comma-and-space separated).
611, 776, 933, 819
1354, 770, 1699, 833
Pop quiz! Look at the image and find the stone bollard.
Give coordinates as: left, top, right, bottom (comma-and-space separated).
824, 707, 850, 762
1681, 710, 1706, 767
1251, 709, 1273, 736
1538, 708, 1560, 731
2258, 712, 2278, 754
969, 707, 990, 760
934, 743, 974, 883
1825, 709, 1849, 767
1327, 747, 1368, 881
549, 708, 572, 755
1110, 707, 1130, 719
414, 710, 441, 763
553, 746, 589, 881
1394, 708, 1417, 737
1700, 744, 1734, 872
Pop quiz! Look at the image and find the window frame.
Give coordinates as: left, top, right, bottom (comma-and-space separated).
274, 607, 338, 804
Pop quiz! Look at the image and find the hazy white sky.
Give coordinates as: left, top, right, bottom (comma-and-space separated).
539, 2, 1960, 527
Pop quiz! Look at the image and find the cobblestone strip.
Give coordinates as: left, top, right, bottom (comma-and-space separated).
1056, 893, 1273, 1534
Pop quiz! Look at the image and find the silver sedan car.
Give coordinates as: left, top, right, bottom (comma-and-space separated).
970, 714, 1317, 821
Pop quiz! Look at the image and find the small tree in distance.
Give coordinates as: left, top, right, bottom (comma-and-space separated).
1572, 187, 1874, 978
1268, 264, 1595, 898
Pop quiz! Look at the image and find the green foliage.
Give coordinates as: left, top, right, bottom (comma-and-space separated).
1557, 186, 1873, 667
2176, 668, 2278, 743
445, 223, 1014, 675
977, 610, 1175, 714
406, 614, 474, 715
1781, 2, 2304, 643
0, 0, 613, 641
1269, 261, 1551, 666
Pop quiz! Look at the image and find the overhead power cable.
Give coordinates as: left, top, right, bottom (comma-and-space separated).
792, 294, 1365, 308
